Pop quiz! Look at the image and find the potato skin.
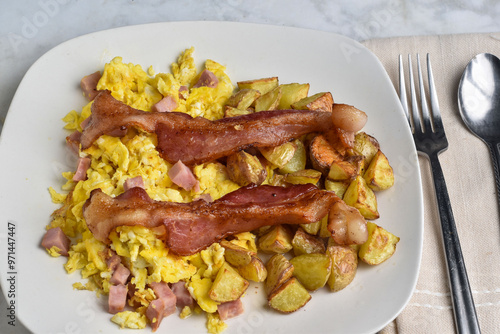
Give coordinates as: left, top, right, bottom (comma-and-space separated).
265, 254, 294, 296
327, 245, 358, 292
268, 277, 311, 313
359, 222, 400, 265
290, 253, 331, 291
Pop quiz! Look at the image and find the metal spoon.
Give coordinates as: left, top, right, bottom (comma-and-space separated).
458, 53, 500, 211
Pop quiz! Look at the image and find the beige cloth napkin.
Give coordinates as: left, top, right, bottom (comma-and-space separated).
362, 33, 500, 333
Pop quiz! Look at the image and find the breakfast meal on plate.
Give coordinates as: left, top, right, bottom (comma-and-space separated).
43, 47, 400, 333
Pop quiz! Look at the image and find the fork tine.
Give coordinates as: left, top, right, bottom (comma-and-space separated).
416, 54, 433, 133
398, 55, 410, 125
426, 53, 444, 133
408, 55, 422, 134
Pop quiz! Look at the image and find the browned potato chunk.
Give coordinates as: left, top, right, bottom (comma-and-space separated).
291, 92, 333, 112
284, 169, 322, 185
255, 86, 282, 112
268, 277, 311, 313
309, 134, 343, 174
259, 141, 297, 169
220, 240, 255, 267
224, 106, 253, 118
318, 215, 331, 238
258, 225, 293, 254
237, 255, 268, 282
328, 160, 358, 181
299, 220, 321, 235
292, 227, 325, 256
290, 253, 331, 291
359, 222, 400, 265
225, 88, 261, 110
226, 151, 267, 186
363, 150, 394, 191
237, 77, 279, 95
278, 83, 310, 109
279, 139, 307, 174
265, 254, 294, 295
324, 179, 349, 199
343, 175, 379, 220
327, 245, 358, 292
352, 132, 380, 167
209, 262, 249, 302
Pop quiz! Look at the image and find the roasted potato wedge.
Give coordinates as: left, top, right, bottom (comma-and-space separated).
352, 132, 380, 167
268, 277, 311, 313
209, 262, 249, 303
309, 134, 343, 174
225, 88, 261, 110
255, 86, 282, 112
265, 254, 294, 295
237, 77, 279, 95
237, 255, 268, 282
343, 175, 380, 220
324, 179, 349, 199
290, 253, 331, 291
359, 222, 400, 265
299, 220, 321, 236
284, 169, 322, 185
277, 83, 310, 109
292, 227, 325, 256
318, 214, 331, 238
279, 139, 307, 174
291, 92, 333, 112
226, 150, 267, 186
363, 150, 395, 191
327, 245, 358, 292
221, 240, 255, 267
328, 160, 358, 181
258, 225, 293, 254
224, 106, 253, 118
259, 141, 297, 169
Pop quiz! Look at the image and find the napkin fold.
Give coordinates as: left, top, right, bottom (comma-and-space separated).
362, 33, 500, 333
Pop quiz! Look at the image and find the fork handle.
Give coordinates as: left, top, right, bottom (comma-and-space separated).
486, 141, 500, 214
429, 152, 481, 334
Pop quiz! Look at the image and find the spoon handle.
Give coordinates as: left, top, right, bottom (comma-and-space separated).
486, 141, 500, 212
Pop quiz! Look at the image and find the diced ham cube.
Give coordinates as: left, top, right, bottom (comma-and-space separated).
146, 282, 177, 332
66, 131, 81, 155
193, 70, 218, 88
80, 71, 102, 101
123, 176, 145, 192
171, 281, 194, 308
108, 284, 127, 314
168, 160, 200, 192
178, 85, 189, 100
152, 95, 178, 113
195, 193, 213, 203
72, 157, 91, 182
217, 299, 244, 320
106, 254, 121, 272
110, 263, 130, 285
41, 227, 71, 256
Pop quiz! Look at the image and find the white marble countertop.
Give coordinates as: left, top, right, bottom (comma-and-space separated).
1, 0, 500, 333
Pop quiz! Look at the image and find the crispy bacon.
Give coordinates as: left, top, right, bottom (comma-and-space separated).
83, 184, 340, 256
80, 90, 337, 165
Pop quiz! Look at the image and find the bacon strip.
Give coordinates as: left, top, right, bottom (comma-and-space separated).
83, 184, 339, 256
80, 91, 335, 165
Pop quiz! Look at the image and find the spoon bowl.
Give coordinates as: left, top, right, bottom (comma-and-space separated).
458, 53, 500, 209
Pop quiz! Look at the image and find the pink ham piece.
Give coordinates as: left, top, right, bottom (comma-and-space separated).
146, 282, 177, 332
178, 85, 188, 100
110, 263, 131, 285
106, 253, 121, 271
152, 95, 178, 113
193, 70, 218, 88
171, 281, 194, 309
168, 160, 200, 192
41, 227, 71, 256
123, 176, 145, 192
66, 131, 81, 154
80, 71, 102, 101
218, 299, 244, 320
73, 157, 91, 182
108, 284, 127, 314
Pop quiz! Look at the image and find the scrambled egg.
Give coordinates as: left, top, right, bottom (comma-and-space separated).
48, 48, 246, 332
